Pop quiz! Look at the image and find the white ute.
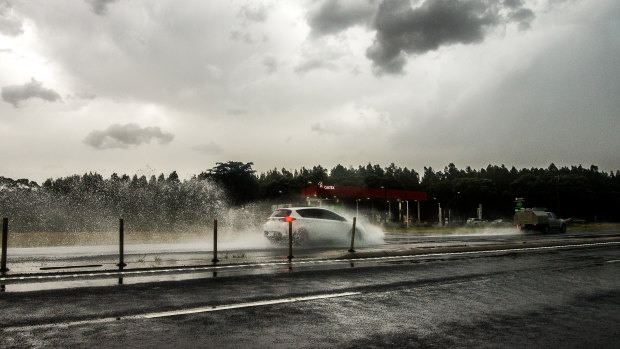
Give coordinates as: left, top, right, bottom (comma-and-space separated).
514, 209, 566, 233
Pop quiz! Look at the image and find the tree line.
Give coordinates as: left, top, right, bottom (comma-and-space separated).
1, 161, 619, 232
254, 162, 620, 223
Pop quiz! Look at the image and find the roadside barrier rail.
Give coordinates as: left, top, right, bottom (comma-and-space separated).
212, 219, 219, 263
349, 217, 357, 253
1, 218, 8, 274
287, 220, 294, 260
0, 216, 361, 279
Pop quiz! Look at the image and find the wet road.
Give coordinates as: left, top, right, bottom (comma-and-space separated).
1, 229, 619, 348
1, 228, 619, 291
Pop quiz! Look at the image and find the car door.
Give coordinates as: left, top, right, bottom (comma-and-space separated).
546, 212, 560, 228
317, 209, 350, 236
295, 208, 326, 236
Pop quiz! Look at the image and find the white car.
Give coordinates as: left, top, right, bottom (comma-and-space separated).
466, 218, 486, 226
263, 207, 363, 245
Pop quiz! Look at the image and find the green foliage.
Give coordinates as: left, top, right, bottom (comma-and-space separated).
198, 161, 258, 205
1, 162, 619, 233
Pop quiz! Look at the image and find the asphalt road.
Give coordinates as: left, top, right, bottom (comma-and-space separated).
1, 233, 619, 348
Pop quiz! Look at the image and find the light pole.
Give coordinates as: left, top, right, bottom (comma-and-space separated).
439, 203, 442, 226
434, 197, 442, 226
406, 200, 409, 228
416, 200, 421, 225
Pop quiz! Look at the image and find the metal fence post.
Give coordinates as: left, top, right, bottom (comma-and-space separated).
348, 217, 357, 253
212, 219, 219, 263
287, 220, 293, 260
1, 218, 8, 274
117, 218, 126, 269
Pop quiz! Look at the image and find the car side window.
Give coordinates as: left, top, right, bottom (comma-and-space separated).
320, 210, 346, 221
296, 209, 321, 219
295, 208, 346, 221
271, 209, 291, 217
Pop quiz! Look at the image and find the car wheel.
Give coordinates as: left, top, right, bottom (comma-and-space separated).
293, 228, 309, 246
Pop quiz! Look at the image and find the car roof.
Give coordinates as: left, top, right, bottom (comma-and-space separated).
274, 207, 333, 211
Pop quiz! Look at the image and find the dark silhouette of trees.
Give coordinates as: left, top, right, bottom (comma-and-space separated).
198, 161, 258, 205
1, 162, 618, 232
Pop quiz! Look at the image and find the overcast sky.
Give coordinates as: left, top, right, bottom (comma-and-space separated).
1, 0, 619, 182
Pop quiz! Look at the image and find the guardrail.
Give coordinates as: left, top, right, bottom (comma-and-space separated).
1, 218, 8, 274
0, 216, 361, 280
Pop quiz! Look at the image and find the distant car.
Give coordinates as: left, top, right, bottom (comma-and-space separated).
263, 207, 362, 245
466, 218, 486, 226
564, 217, 586, 225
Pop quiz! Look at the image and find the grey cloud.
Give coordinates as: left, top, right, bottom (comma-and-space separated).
263, 56, 278, 74
84, 0, 116, 15
227, 108, 246, 116
230, 30, 255, 44
238, 3, 268, 22
1, 78, 62, 107
503, 0, 524, 8
76, 92, 97, 100
295, 58, 338, 75
307, 0, 378, 36
311, 122, 325, 133
193, 142, 223, 155
310, 121, 345, 136
510, 8, 535, 30
367, 0, 535, 75
0, 1, 24, 36
84, 123, 174, 150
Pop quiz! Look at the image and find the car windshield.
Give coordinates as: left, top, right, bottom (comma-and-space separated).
270, 209, 292, 218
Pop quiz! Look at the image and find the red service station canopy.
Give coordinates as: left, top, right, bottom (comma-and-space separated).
302, 183, 426, 201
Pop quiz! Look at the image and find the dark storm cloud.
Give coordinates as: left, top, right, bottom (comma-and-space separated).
366, 0, 535, 74
0, 1, 23, 36
307, 0, 378, 36
510, 8, 535, 30
84, 0, 116, 15
84, 123, 174, 150
1, 79, 62, 107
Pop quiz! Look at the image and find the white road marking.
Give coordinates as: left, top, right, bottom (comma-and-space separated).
1, 291, 361, 332
1, 241, 618, 282
136, 291, 361, 319
605, 259, 620, 263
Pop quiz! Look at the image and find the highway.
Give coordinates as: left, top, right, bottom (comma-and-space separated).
1, 228, 619, 348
